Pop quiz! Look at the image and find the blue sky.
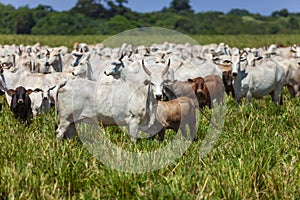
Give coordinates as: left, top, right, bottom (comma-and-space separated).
0, 0, 299, 16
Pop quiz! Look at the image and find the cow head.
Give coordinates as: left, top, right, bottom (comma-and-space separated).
29, 86, 55, 117
7, 87, 41, 106
71, 50, 84, 67
245, 51, 263, 67
104, 53, 126, 77
142, 59, 171, 100
46, 49, 61, 65
222, 70, 233, 86
188, 77, 208, 98
0, 53, 15, 69
230, 48, 244, 77
188, 77, 210, 108
72, 52, 91, 78
45, 49, 62, 72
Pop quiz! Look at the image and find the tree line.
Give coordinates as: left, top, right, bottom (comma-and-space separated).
0, 0, 299, 35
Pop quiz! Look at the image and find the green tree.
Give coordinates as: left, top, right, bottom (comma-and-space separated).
31, 12, 102, 35
106, 0, 131, 17
14, 6, 35, 34
271, 8, 289, 17
71, 0, 107, 18
169, 0, 193, 13
286, 16, 299, 29
0, 4, 16, 34
104, 15, 137, 34
228, 9, 250, 16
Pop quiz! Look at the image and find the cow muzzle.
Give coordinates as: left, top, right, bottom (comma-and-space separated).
155, 94, 162, 101
17, 99, 24, 104
45, 62, 50, 67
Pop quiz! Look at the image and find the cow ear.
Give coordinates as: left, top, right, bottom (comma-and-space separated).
48, 85, 56, 91
164, 79, 172, 84
26, 89, 33, 95
7, 89, 16, 96
33, 88, 43, 93
240, 57, 247, 62
256, 56, 263, 61
223, 60, 232, 65
187, 79, 194, 82
144, 79, 151, 85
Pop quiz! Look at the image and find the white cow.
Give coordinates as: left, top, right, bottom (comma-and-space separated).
55, 60, 172, 141
45, 49, 63, 72
231, 50, 285, 104
268, 49, 300, 98
173, 59, 222, 81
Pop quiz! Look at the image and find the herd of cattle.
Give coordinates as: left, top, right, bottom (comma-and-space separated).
0, 41, 299, 141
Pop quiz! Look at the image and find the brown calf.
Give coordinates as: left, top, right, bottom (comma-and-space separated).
222, 70, 235, 98
153, 97, 197, 141
188, 75, 224, 109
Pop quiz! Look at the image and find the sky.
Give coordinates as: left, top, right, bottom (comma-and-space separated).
0, 0, 299, 16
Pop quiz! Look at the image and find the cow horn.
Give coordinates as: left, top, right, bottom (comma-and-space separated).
142, 60, 151, 76
128, 51, 133, 58
119, 51, 125, 61
162, 59, 170, 75
146, 47, 150, 54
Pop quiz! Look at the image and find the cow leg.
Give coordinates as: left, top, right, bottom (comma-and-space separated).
246, 90, 253, 104
293, 85, 299, 97
287, 85, 296, 98
56, 118, 73, 139
64, 122, 76, 139
189, 116, 197, 141
128, 116, 140, 143
231, 87, 235, 98
180, 124, 188, 139
271, 86, 283, 105
157, 128, 165, 141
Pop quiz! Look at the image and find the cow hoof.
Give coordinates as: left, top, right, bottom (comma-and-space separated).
130, 137, 137, 143
55, 131, 64, 139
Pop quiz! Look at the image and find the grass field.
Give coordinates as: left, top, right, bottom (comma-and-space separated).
1, 34, 300, 49
0, 34, 300, 199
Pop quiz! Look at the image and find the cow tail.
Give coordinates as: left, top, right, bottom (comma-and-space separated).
54, 80, 67, 130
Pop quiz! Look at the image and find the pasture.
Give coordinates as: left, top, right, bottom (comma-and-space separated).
0, 34, 300, 199
2, 34, 300, 49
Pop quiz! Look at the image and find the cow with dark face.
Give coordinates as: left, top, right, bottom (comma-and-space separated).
7, 86, 41, 123
222, 70, 235, 98
189, 76, 224, 109
188, 77, 211, 109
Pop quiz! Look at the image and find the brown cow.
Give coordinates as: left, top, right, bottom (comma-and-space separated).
152, 97, 197, 141
204, 75, 225, 107
189, 75, 225, 109
187, 77, 210, 109
222, 70, 235, 98
163, 75, 224, 109
163, 80, 199, 107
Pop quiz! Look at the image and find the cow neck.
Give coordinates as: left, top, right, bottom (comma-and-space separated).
146, 83, 158, 112
0, 74, 7, 90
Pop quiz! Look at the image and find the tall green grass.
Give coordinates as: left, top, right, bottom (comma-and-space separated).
1, 34, 300, 49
